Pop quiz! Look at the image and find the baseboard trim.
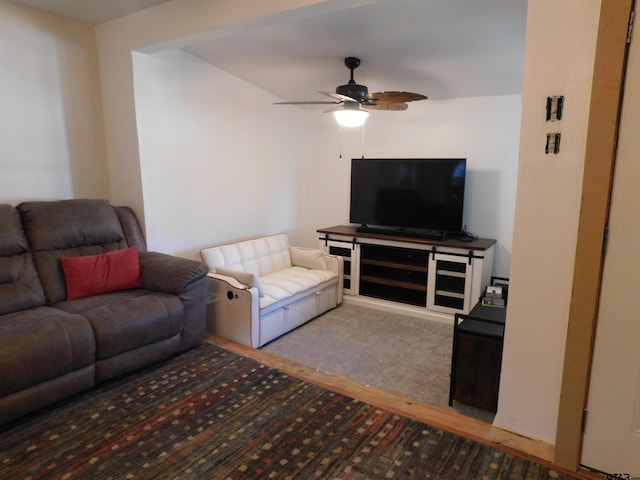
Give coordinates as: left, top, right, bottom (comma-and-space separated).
343, 295, 454, 325
490, 425, 555, 463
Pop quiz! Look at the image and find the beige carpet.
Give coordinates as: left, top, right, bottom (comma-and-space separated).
262, 303, 496, 424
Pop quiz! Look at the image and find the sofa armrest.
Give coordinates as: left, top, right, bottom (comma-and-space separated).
139, 252, 208, 294
138, 252, 209, 350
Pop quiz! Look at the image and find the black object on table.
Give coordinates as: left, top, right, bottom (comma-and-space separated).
449, 302, 507, 412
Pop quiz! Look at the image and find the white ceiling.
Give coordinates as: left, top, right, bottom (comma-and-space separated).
9, 0, 528, 102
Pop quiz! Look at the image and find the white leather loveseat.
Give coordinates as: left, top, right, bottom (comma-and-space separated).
200, 233, 343, 348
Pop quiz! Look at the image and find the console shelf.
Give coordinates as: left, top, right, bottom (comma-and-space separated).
360, 243, 429, 306
318, 225, 496, 322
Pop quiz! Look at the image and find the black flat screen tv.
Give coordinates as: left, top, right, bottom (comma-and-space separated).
350, 158, 466, 237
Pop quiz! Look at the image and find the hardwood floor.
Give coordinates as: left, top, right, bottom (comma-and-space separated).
207, 334, 602, 480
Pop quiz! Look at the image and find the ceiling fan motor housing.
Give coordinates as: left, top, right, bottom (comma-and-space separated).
336, 82, 368, 101
336, 56, 368, 102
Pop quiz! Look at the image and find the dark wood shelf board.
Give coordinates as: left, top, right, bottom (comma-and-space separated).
361, 258, 428, 272
360, 276, 428, 292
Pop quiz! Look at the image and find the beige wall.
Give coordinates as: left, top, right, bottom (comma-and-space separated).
495, 0, 603, 445
0, 1, 108, 204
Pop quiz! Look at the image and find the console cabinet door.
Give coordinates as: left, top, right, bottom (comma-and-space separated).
320, 239, 359, 295
427, 253, 473, 314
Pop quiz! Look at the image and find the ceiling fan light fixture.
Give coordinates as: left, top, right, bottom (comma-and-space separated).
333, 107, 369, 128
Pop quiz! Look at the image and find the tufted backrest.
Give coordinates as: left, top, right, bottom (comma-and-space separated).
200, 234, 292, 277
18, 199, 130, 304
0, 204, 46, 315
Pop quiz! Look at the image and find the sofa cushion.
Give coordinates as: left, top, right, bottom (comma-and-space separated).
0, 205, 46, 315
61, 246, 141, 300
18, 199, 129, 304
0, 307, 95, 397
259, 266, 337, 309
54, 289, 184, 361
201, 234, 292, 277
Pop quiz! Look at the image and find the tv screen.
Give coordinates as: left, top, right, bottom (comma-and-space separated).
350, 158, 466, 235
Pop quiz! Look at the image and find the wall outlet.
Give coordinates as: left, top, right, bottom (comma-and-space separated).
546, 96, 564, 121
546, 132, 561, 154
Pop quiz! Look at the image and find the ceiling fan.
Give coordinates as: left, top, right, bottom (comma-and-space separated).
274, 57, 427, 127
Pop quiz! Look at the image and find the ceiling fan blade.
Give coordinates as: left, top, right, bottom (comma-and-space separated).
366, 91, 427, 105
275, 59, 426, 117
274, 100, 340, 105
363, 103, 409, 111
319, 91, 358, 103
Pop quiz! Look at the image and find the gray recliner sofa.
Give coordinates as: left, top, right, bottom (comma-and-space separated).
0, 199, 208, 425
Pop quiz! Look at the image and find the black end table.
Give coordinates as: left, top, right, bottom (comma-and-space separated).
449, 302, 507, 412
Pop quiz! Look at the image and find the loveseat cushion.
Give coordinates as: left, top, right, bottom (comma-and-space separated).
54, 290, 184, 362
0, 205, 46, 315
18, 199, 130, 304
259, 266, 337, 309
0, 307, 95, 397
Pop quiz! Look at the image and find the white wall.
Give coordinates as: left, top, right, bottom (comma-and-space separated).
131, 44, 520, 270
95, 0, 335, 220
94, 0, 518, 275
0, 1, 108, 204
132, 49, 305, 258
494, 0, 601, 444
299, 95, 521, 277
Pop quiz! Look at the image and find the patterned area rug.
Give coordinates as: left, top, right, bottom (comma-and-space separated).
0, 343, 575, 479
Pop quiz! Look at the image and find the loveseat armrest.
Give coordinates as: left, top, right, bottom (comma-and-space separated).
139, 252, 208, 294
323, 253, 344, 304
323, 253, 343, 276
207, 273, 252, 290
206, 273, 260, 347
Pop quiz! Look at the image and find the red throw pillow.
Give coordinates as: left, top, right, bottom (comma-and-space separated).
61, 246, 141, 300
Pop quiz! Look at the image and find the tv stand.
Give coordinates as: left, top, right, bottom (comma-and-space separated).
355, 225, 448, 241
318, 225, 496, 323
